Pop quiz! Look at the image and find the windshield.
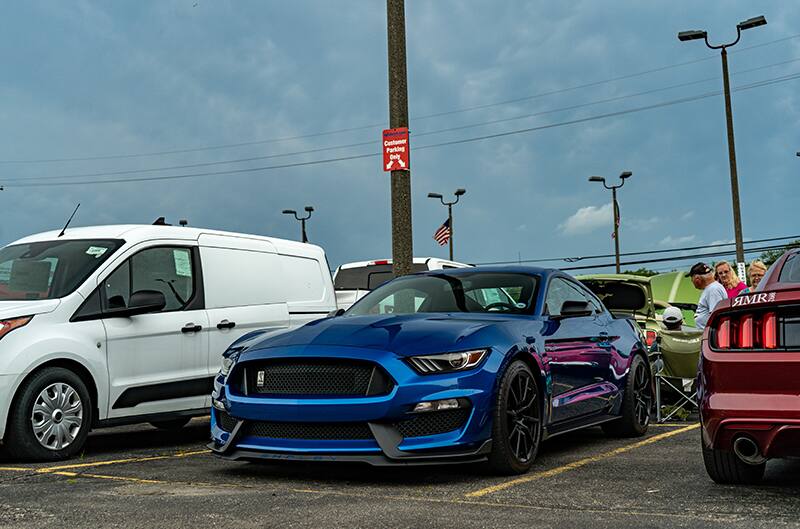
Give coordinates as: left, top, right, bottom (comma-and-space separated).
0, 239, 123, 301
346, 272, 538, 316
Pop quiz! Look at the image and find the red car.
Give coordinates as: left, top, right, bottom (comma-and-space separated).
699, 248, 800, 484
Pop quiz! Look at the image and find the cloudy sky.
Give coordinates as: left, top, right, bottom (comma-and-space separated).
1, 1, 798, 272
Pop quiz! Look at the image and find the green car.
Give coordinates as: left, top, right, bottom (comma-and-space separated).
576, 274, 664, 352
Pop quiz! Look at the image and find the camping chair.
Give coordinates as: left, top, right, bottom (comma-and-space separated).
651, 329, 702, 422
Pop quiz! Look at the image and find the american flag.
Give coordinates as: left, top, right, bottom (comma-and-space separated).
433, 218, 451, 246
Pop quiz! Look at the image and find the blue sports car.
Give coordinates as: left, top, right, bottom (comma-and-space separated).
210, 267, 652, 474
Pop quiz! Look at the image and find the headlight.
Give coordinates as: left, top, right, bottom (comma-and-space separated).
406, 349, 489, 375
220, 349, 241, 377
0, 316, 33, 341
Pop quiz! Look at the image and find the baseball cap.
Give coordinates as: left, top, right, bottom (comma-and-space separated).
685, 262, 712, 277
662, 306, 683, 324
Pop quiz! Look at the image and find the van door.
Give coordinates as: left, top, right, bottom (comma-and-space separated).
101, 245, 210, 419
199, 242, 290, 371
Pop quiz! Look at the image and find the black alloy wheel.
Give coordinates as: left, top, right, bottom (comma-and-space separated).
602, 354, 652, 437
488, 360, 541, 475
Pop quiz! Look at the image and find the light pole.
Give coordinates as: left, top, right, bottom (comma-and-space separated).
282, 206, 314, 243
589, 171, 632, 274
678, 15, 767, 269
427, 188, 466, 261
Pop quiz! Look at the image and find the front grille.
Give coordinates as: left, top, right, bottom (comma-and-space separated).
394, 408, 471, 438
216, 410, 238, 432
242, 421, 373, 440
244, 359, 393, 397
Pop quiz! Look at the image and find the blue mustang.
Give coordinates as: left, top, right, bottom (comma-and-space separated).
210, 267, 652, 474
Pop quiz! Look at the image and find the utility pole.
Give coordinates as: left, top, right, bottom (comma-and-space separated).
678, 15, 767, 270
386, 0, 413, 278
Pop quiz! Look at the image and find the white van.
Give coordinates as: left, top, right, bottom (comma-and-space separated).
0, 224, 335, 460
332, 257, 470, 310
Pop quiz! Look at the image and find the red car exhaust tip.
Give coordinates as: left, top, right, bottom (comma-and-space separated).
732, 436, 767, 465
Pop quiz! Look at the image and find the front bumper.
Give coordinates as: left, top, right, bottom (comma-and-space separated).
699, 345, 800, 458
209, 345, 501, 465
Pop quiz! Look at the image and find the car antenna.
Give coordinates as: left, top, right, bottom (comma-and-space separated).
58, 203, 80, 238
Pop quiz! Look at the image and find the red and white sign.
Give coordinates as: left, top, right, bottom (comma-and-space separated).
382, 127, 410, 172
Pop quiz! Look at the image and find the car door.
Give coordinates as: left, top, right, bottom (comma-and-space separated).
543, 277, 613, 423
101, 245, 210, 419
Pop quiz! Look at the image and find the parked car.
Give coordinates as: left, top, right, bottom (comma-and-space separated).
577, 274, 664, 351
699, 247, 800, 484
210, 266, 652, 474
649, 271, 700, 327
332, 257, 470, 310
0, 224, 335, 461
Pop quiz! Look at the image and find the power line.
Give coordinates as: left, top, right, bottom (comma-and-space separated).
8, 56, 800, 184
5, 69, 800, 188
2, 33, 798, 165
474, 235, 800, 266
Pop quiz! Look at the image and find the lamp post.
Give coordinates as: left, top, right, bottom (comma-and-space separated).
427, 188, 466, 261
678, 15, 767, 269
589, 171, 632, 274
282, 206, 314, 243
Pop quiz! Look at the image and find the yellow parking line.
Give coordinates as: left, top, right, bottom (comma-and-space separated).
466, 423, 699, 498
650, 422, 695, 427
0, 466, 31, 472
36, 449, 208, 473
51, 470, 166, 484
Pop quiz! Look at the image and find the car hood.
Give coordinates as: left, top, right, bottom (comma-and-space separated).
0, 299, 61, 320
248, 313, 514, 357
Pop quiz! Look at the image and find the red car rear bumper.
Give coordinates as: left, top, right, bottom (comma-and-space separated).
699, 346, 800, 458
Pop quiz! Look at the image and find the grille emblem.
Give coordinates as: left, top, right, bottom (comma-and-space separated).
256, 370, 265, 386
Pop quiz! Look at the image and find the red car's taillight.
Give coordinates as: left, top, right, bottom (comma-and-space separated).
713, 311, 778, 350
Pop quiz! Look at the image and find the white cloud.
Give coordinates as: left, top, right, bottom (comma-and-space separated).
559, 203, 612, 235
628, 216, 660, 232
660, 235, 696, 247
680, 211, 695, 221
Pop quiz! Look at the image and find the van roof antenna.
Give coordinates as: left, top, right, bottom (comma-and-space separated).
58, 203, 80, 238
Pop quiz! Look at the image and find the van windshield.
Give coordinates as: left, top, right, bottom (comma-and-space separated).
0, 239, 123, 301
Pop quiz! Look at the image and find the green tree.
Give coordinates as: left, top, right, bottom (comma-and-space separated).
621, 267, 659, 277
760, 240, 800, 266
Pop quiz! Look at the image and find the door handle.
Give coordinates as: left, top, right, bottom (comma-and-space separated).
217, 320, 236, 330
181, 323, 202, 333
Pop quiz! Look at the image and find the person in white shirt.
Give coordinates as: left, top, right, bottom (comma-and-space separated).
687, 262, 728, 330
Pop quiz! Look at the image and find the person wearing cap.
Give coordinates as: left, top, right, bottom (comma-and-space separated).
687, 262, 727, 331
714, 260, 747, 298
747, 259, 768, 291
661, 306, 693, 332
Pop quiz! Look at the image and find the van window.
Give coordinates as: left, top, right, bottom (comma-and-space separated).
0, 239, 123, 301
103, 247, 195, 312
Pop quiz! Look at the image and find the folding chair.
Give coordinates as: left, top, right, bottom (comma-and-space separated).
651, 329, 702, 422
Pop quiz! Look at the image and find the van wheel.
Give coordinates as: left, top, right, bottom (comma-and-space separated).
149, 417, 191, 430
4, 368, 92, 461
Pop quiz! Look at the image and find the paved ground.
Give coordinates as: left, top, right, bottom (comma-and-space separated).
1, 419, 798, 528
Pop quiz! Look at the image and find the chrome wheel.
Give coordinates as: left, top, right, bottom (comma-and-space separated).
31, 382, 84, 451
632, 362, 652, 428
506, 370, 540, 463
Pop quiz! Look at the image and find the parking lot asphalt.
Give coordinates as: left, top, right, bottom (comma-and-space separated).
1, 419, 799, 529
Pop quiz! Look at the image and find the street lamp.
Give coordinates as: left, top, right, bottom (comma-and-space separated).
282, 206, 314, 243
588, 171, 632, 274
427, 188, 466, 261
678, 15, 767, 270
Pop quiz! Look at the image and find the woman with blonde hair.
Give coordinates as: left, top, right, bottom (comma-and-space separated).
747, 260, 768, 291
714, 260, 747, 298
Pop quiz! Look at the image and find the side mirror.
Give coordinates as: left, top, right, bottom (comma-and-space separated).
108, 290, 166, 318
555, 300, 593, 319
328, 308, 345, 317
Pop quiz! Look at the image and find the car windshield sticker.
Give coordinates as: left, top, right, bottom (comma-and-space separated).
85, 246, 108, 258
173, 250, 192, 277
732, 292, 776, 307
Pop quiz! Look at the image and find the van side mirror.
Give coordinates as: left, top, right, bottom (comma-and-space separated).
109, 290, 166, 318
328, 308, 345, 317
554, 300, 593, 319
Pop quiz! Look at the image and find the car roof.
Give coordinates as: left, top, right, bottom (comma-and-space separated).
416, 264, 555, 276
337, 257, 470, 269
575, 273, 651, 284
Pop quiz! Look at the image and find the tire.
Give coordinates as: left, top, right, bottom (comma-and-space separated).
149, 417, 192, 431
4, 367, 92, 462
702, 440, 766, 485
602, 355, 651, 438
487, 360, 542, 475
